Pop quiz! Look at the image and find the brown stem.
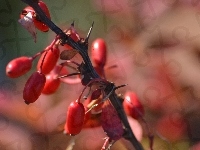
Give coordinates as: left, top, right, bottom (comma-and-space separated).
20, 0, 144, 149
105, 83, 144, 150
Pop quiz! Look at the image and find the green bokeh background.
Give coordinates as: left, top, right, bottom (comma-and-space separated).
0, 1, 197, 150
0, 0, 108, 83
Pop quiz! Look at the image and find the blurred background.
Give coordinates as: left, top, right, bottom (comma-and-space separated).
1, 0, 200, 149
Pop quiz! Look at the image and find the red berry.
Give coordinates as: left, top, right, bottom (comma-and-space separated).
20, 1, 51, 32
83, 107, 91, 124
101, 101, 124, 140
64, 100, 85, 135
84, 97, 103, 115
23, 71, 46, 104
6, 56, 32, 78
33, 1, 51, 32
64, 26, 80, 49
66, 27, 80, 42
41, 65, 68, 94
20, 6, 35, 19
91, 38, 107, 68
42, 74, 60, 94
91, 89, 101, 100
37, 46, 60, 74
82, 98, 102, 128
123, 91, 144, 120
156, 114, 187, 142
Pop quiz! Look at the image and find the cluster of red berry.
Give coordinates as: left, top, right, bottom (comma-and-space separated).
6, 1, 79, 104
6, 1, 145, 149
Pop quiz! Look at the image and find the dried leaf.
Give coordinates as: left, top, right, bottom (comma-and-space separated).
60, 49, 78, 60
18, 12, 37, 42
101, 100, 124, 141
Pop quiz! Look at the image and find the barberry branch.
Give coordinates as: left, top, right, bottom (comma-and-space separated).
22, 0, 99, 79
20, 0, 144, 149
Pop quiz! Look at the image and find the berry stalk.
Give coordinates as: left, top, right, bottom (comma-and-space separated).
21, 0, 99, 79
20, 0, 144, 149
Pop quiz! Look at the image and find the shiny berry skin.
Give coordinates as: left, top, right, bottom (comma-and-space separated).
123, 91, 144, 120
91, 38, 107, 68
33, 1, 51, 32
37, 46, 60, 74
101, 101, 124, 140
23, 71, 46, 104
64, 100, 85, 135
42, 74, 60, 94
6, 56, 32, 78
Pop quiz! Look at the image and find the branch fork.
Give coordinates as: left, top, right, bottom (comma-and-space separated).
20, 0, 144, 149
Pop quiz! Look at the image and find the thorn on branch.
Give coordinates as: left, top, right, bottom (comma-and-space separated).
19, 1, 144, 149
71, 21, 75, 27
114, 84, 128, 91
85, 21, 94, 43
57, 72, 80, 79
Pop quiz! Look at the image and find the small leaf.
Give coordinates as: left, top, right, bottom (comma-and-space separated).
60, 49, 78, 60
91, 89, 101, 100
18, 12, 37, 42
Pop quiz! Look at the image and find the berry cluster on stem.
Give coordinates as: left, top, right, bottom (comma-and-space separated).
15, 0, 144, 149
